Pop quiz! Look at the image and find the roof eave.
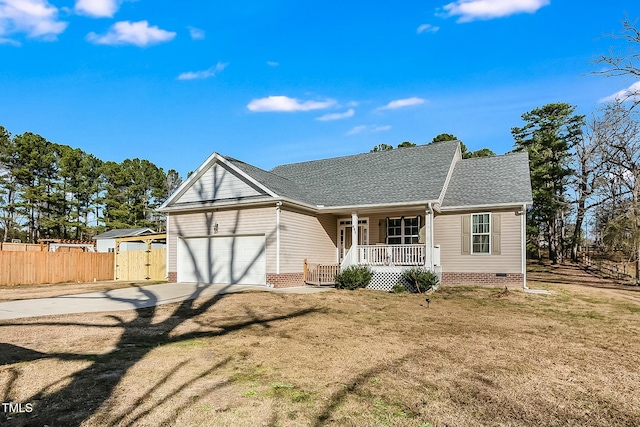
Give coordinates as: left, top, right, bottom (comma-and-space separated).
160, 197, 446, 215
159, 196, 319, 214
317, 200, 441, 214
439, 201, 533, 212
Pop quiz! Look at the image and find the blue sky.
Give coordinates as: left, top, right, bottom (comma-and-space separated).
1, 0, 639, 177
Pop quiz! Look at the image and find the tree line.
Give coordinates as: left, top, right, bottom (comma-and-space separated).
371, 135, 496, 159
521, 98, 640, 278
511, 16, 640, 280
2, 17, 638, 271
368, 17, 640, 279
0, 127, 182, 243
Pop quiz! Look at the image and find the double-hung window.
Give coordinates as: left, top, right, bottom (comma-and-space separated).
387, 216, 421, 244
471, 213, 490, 254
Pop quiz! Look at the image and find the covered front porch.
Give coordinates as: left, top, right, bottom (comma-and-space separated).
354, 244, 440, 267
335, 206, 440, 271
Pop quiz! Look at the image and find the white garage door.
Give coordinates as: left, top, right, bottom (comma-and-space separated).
177, 235, 266, 285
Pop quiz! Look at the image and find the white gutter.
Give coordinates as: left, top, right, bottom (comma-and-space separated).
160, 196, 448, 216
276, 202, 282, 274
521, 203, 528, 290
519, 208, 548, 295
158, 195, 320, 214
439, 202, 533, 213
320, 199, 441, 213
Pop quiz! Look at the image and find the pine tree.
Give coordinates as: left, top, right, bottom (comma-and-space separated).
512, 103, 585, 263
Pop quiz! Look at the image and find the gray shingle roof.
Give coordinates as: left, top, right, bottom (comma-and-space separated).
227, 158, 317, 205
441, 152, 533, 208
270, 141, 460, 206
162, 141, 533, 211
94, 228, 155, 240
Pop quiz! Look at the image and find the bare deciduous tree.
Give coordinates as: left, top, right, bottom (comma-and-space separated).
593, 15, 640, 104
569, 122, 606, 261
592, 101, 640, 279
594, 15, 640, 77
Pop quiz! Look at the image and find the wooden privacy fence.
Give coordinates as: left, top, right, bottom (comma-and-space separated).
0, 242, 46, 252
115, 249, 166, 281
303, 259, 340, 286
0, 251, 114, 286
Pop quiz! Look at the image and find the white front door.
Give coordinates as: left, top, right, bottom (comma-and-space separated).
338, 218, 368, 262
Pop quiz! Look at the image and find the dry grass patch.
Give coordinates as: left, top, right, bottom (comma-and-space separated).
1, 273, 639, 426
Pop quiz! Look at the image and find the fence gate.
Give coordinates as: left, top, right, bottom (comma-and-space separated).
114, 234, 166, 281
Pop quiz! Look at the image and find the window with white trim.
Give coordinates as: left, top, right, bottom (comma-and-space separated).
387, 216, 421, 244
472, 213, 490, 254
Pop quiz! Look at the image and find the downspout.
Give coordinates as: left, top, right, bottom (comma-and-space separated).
166, 214, 170, 280
521, 204, 528, 290
276, 202, 282, 274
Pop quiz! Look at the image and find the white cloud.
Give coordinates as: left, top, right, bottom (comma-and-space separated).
267, 61, 279, 67
0, 36, 20, 45
316, 109, 355, 121
600, 82, 640, 103
417, 23, 439, 34
247, 96, 336, 112
378, 97, 426, 110
188, 26, 205, 40
347, 124, 391, 135
442, 0, 550, 22
74, 0, 120, 17
347, 125, 367, 135
178, 62, 228, 80
0, 0, 67, 40
86, 20, 176, 47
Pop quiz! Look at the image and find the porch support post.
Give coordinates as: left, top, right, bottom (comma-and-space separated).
276, 202, 282, 274
351, 212, 359, 265
425, 204, 434, 270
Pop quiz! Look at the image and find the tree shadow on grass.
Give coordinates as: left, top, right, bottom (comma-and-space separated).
0, 287, 318, 426
311, 352, 419, 427
0, 157, 302, 426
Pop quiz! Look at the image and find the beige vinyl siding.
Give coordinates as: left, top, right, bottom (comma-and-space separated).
368, 214, 384, 244
168, 206, 276, 273
434, 209, 522, 273
176, 163, 263, 204
280, 210, 337, 272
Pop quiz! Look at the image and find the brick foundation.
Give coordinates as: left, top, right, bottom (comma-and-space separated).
441, 272, 524, 288
266, 273, 304, 288
168, 271, 304, 288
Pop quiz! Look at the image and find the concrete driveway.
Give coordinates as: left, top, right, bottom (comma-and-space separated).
0, 283, 330, 321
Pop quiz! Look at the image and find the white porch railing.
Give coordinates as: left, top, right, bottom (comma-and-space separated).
341, 246, 356, 269
357, 244, 426, 266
